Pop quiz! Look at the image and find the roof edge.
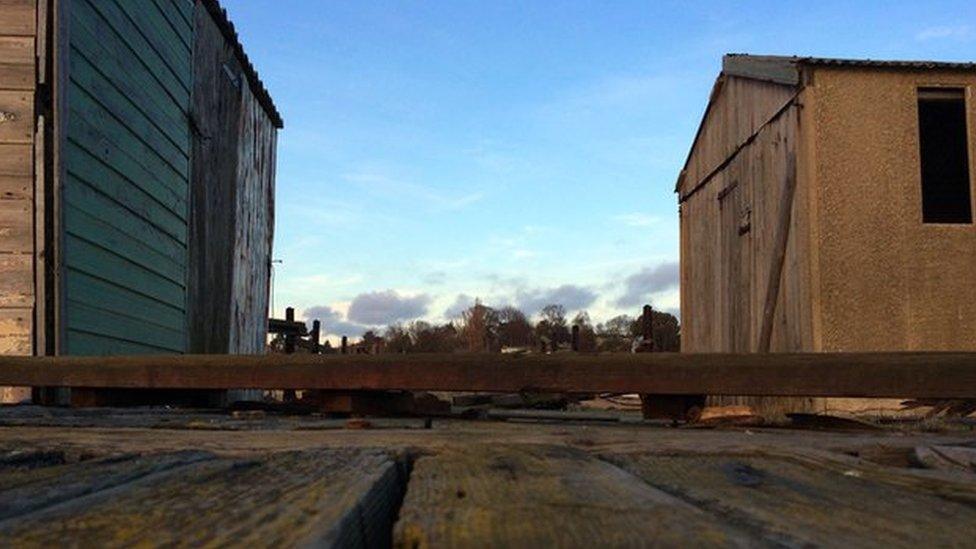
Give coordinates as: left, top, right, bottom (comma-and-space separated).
199, 0, 284, 129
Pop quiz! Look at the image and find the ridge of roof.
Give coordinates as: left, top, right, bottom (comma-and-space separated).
199, 0, 284, 129
725, 54, 976, 79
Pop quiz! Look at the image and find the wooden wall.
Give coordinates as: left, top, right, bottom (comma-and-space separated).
679, 75, 819, 417
187, 5, 237, 354
188, 4, 276, 356
62, 0, 192, 354
229, 84, 276, 354
0, 0, 37, 402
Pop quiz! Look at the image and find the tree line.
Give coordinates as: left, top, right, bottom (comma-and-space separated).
333, 302, 679, 354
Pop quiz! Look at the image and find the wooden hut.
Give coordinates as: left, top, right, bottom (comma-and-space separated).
677, 54, 976, 416
0, 0, 281, 402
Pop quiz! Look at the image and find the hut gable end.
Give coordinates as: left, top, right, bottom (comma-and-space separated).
677, 58, 799, 199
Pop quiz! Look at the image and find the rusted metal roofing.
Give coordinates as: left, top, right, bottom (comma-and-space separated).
200, 0, 284, 129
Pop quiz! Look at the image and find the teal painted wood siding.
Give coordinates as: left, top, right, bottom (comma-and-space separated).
64, 0, 193, 355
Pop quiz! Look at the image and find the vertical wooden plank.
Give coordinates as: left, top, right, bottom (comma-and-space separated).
186, 6, 241, 354
229, 84, 276, 354
758, 153, 797, 352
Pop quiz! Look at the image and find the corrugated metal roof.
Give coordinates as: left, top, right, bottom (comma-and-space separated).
200, 0, 284, 129
796, 56, 976, 70
722, 54, 976, 87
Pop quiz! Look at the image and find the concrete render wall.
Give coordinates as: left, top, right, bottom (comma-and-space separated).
809, 66, 976, 352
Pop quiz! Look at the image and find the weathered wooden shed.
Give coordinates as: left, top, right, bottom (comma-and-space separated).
0, 0, 281, 400
677, 54, 976, 414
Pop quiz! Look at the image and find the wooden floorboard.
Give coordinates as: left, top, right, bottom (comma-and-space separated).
0, 410, 975, 546
601, 453, 976, 547
394, 443, 756, 547
0, 447, 409, 547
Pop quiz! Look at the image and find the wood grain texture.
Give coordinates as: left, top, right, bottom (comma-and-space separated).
0, 90, 32, 143
229, 81, 276, 354
0, 199, 30, 252
0, 0, 35, 36
188, 5, 277, 356
0, 352, 975, 398
0, 252, 31, 308
187, 5, 242, 354
0, 449, 409, 547
603, 453, 976, 546
0, 308, 29, 354
395, 444, 753, 547
0, 143, 30, 176
0, 0, 35, 369
680, 74, 819, 417
0, 176, 30, 199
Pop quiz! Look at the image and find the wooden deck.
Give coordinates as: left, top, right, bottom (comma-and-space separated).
0, 407, 974, 547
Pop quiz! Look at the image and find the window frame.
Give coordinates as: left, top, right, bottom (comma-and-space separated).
915, 84, 975, 226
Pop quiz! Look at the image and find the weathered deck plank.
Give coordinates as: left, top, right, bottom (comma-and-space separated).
0, 409, 974, 546
602, 453, 976, 547
394, 444, 756, 547
0, 448, 409, 547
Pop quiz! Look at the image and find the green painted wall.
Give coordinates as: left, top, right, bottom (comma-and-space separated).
63, 0, 193, 354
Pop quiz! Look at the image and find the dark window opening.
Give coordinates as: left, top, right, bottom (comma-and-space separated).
918, 88, 972, 223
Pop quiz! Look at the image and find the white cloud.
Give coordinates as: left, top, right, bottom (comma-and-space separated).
302, 305, 368, 337
516, 284, 598, 315
615, 262, 680, 308
346, 289, 432, 325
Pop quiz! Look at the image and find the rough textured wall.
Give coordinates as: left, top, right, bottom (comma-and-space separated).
229, 84, 275, 354
0, 0, 36, 402
811, 67, 976, 352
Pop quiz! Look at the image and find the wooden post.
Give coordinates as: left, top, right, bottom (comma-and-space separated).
758, 153, 797, 352
284, 308, 296, 354
641, 305, 654, 348
311, 320, 321, 354
283, 307, 296, 402
341, 336, 348, 355
571, 325, 580, 352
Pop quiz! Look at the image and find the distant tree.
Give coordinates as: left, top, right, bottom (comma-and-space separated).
596, 315, 633, 352
497, 306, 535, 348
571, 311, 597, 352
357, 328, 384, 353
382, 325, 410, 353
535, 304, 570, 349
409, 321, 459, 353
458, 300, 500, 352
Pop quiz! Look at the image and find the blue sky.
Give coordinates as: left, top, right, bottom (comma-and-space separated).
223, 0, 976, 338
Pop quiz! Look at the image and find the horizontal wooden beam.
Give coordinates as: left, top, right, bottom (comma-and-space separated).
4, 352, 976, 399
0, 353, 975, 398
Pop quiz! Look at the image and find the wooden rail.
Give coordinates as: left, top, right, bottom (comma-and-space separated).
2, 352, 976, 398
